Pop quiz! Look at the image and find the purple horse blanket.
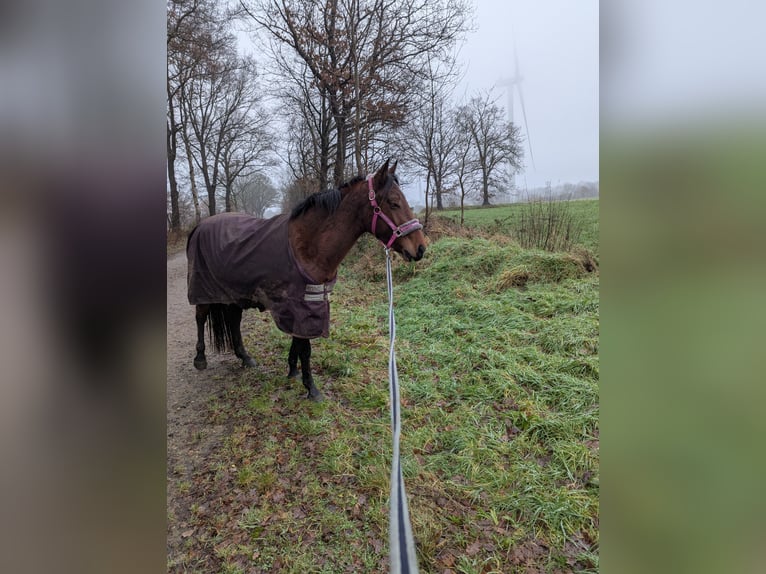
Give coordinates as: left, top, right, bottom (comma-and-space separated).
187, 212, 336, 339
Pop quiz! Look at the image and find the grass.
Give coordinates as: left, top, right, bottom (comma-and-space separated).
168, 201, 599, 573
435, 198, 599, 254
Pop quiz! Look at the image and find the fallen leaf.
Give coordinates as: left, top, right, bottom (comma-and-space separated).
465, 541, 481, 556
440, 553, 456, 567
372, 538, 383, 553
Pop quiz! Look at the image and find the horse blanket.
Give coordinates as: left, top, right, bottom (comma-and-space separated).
187, 212, 336, 339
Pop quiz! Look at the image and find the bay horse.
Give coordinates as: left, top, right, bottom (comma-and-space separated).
186, 160, 426, 401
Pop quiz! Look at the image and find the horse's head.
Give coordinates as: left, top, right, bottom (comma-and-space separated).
367, 160, 427, 262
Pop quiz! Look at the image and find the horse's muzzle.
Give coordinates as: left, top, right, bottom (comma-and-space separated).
405, 244, 426, 262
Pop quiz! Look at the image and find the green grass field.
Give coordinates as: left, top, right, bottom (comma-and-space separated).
168, 201, 599, 573
436, 199, 599, 254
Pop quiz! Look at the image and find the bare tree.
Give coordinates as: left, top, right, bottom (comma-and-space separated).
168, 0, 238, 224
168, 0, 235, 226
232, 172, 280, 217
395, 54, 461, 223
240, 0, 471, 186
280, 175, 318, 212
454, 119, 480, 226
216, 60, 277, 212
183, 48, 261, 216
178, 88, 203, 224
280, 61, 333, 191
455, 91, 524, 206
168, 0, 198, 231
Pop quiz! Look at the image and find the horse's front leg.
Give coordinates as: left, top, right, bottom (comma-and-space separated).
291, 337, 322, 401
194, 305, 209, 370
227, 304, 256, 368
287, 337, 299, 379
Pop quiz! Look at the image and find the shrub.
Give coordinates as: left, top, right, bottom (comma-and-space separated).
515, 195, 585, 252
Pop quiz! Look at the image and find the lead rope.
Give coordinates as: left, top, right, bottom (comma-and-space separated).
385, 248, 419, 574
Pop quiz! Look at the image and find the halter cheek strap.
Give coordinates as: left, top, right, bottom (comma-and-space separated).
367, 175, 423, 249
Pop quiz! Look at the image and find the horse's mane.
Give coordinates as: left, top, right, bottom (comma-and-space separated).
290, 188, 341, 219
290, 175, 365, 219
289, 173, 399, 220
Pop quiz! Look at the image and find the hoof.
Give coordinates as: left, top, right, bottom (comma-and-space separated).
241, 357, 257, 368
306, 388, 324, 402
287, 367, 299, 379
194, 357, 207, 370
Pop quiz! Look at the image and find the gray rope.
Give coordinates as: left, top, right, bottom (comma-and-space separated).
385, 248, 419, 574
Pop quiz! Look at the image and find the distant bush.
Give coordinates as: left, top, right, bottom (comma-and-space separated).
515, 195, 585, 252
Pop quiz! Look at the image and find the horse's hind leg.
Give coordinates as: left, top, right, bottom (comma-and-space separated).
226, 305, 256, 368
292, 337, 322, 402
194, 305, 209, 370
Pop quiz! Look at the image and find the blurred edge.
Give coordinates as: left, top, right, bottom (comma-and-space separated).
602, 2, 766, 574
0, 1, 166, 573
2, 1, 765, 573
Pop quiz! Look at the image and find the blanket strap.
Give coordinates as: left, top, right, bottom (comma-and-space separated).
304, 283, 333, 302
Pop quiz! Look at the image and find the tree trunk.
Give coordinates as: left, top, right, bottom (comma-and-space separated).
423, 176, 432, 227
354, 106, 363, 174
167, 118, 181, 232
225, 182, 233, 212
350, 0, 364, 176
166, 82, 181, 233
331, 102, 346, 186
460, 184, 465, 227
435, 172, 444, 210
482, 167, 490, 206
319, 94, 330, 191
199, 152, 217, 216
191, 183, 201, 223
206, 183, 216, 216
180, 125, 201, 225
333, 111, 346, 186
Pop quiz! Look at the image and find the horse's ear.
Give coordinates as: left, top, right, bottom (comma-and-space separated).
374, 159, 390, 190
389, 160, 398, 174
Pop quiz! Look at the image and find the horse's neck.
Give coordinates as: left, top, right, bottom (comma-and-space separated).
288, 191, 368, 283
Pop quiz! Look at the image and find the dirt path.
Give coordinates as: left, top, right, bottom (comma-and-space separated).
166, 251, 234, 559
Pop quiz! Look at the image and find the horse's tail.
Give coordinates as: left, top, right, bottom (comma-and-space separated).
208, 304, 234, 353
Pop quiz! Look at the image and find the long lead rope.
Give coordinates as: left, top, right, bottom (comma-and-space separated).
385, 248, 419, 574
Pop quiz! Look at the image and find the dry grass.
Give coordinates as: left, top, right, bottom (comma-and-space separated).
493, 265, 532, 290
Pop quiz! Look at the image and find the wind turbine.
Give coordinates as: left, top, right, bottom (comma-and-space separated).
498, 36, 535, 201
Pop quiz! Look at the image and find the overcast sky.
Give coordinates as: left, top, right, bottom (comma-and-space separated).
455, 0, 599, 191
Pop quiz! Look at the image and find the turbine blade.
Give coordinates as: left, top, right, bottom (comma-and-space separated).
517, 84, 535, 170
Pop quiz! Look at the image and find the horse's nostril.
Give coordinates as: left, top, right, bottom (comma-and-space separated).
417, 245, 426, 259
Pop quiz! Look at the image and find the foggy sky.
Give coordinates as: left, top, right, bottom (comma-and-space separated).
456, 0, 599, 190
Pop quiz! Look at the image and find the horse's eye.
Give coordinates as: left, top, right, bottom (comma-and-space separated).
389, 201, 401, 210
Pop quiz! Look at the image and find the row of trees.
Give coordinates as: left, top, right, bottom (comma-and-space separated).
167, 0, 276, 230
400, 85, 523, 221
167, 0, 525, 232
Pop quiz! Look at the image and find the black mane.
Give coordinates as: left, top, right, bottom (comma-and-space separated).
340, 175, 366, 189
289, 173, 397, 220
290, 187, 343, 219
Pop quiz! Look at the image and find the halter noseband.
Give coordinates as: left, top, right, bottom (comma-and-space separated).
367, 175, 423, 249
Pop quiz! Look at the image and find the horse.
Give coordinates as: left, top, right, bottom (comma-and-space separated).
186, 160, 426, 401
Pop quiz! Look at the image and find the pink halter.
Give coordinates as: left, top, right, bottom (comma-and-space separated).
367, 175, 423, 249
